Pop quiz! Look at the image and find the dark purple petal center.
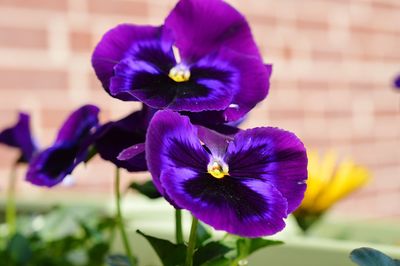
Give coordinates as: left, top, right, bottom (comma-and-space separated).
109, 39, 239, 112
183, 173, 269, 221
39, 145, 78, 178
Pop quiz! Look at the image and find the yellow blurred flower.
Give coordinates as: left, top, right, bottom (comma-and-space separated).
294, 150, 370, 232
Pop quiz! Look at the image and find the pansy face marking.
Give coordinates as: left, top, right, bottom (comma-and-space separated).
146, 110, 308, 237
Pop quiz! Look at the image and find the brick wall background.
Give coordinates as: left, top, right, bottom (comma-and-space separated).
0, 0, 399, 220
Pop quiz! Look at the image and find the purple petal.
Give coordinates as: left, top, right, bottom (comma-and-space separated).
26, 144, 78, 187
0, 112, 38, 162
94, 109, 149, 172
183, 59, 270, 124
92, 24, 164, 100
225, 127, 308, 213
196, 126, 233, 157
55, 105, 99, 144
109, 57, 174, 107
117, 143, 145, 161
146, 110, 210, 195
163, 53, 239, 112
160, 167, 288, 237
164, 0, 261, 63
223, 63, 272, 122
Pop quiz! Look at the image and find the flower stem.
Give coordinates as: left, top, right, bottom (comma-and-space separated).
184, 215, 198, 266
6, 163, 17, 236
114, 167, 136, 266
175, 209, 183, 244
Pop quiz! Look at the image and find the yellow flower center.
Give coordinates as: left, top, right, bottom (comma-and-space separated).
168, 65, 190, 82
168, 45, 190, 82
207, 161, 229, 179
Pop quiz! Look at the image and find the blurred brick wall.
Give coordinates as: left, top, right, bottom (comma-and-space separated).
0, 0, 399, 220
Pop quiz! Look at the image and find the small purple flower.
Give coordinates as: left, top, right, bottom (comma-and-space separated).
0, 112, 38, 163
94, 105, 156, 172
394, 75, 400, 89
92, 0, 270, 123
146, 110, 308, 237
26, 105, 99, 187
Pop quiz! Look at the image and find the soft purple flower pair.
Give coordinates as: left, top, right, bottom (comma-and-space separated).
0, 106, 100, 187
26, 105, 99, 187
0, 105, 152, 187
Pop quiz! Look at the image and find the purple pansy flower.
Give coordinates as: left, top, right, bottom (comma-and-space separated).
0, 112, 38, 163
26, 105, 99, 187
394, 75, 400, 89
92, 0, 271, 123
94, 105, 156, 172
146, 110, 308, 237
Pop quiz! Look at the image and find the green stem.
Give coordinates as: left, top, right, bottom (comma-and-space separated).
115, 168, 136, 266
175, 209, 183, 244
6, 164, 17, 236
184, 215, 198, 266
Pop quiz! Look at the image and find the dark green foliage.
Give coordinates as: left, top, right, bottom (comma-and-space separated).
195, 222, 212, 248
128, 180, 162, 199
137, 230, 187, 266
236, 237, 283, 258
193, 241, 232, 266
6, 233, 32, 265
0, 206, 115, 266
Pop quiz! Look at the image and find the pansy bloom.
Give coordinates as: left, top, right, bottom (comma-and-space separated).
146, 110, 307, 237
0, 112, 38, 163
92, 0, 271, 123
26, 105, 99, 187
94, 105, 156, 172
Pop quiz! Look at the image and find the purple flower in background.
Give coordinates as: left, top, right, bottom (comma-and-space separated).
394, 75, 400, 89
0, 112, 38, 163
92, 0, 270, 123
94, 105, 156, 172
26, 105, 99, 187
146, 110, 308, 237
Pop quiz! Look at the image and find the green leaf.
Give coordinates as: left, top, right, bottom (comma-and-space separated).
89, 242, 110, 263
232, 237, 283, 264
200, 257, 231, 266
246, 238, 283, 255
350, 247, 400, 266
106, 255, 132, 266
193, 241, 232, 266
129, 180, 162, 199
98, 217, 117, 231
6, 233, 32, 264
137, 230, 186, 266
195, 222, 212, 248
